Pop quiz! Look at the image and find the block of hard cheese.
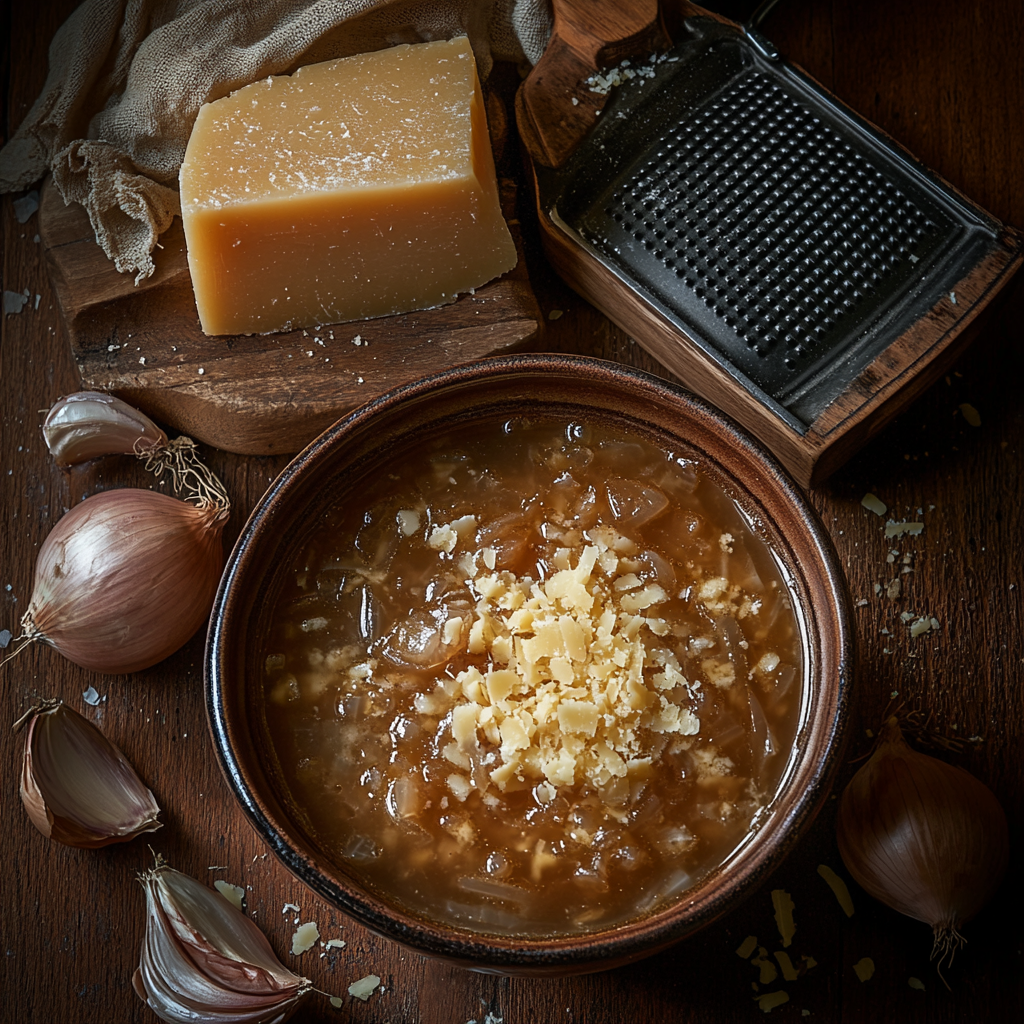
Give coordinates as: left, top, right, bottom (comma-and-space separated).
179, 37, 517, 336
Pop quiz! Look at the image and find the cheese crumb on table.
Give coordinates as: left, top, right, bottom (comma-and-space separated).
861, 493, 887, 516
817, 864, 855, 916
212, 880, 245, 910
348, 974, 381, 1001
774, 951, 800, 982
772, 889, 796, 948
959, 402, 981, 426
752, 949, 778, 984
290, 921, 320, 954
853, 957, 875, 982
884, 520, 924, 538
756, 991, 789, 1013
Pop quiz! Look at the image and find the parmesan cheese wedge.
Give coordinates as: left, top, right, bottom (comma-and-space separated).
180, 37, 516, 335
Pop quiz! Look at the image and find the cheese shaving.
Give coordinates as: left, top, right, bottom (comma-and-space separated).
212, 880, 245, 910
817, 864, 855, 917
756, 991, 789, 1013
959, 403, 981, 426
861, 492, 887, 516
752, 952, 778, 984
853, 957, 875, 982
290, 921, 319, 954
348, 974, 381, 1001
774, 951, 799, 982
771, 889, 796, 948
884, 520, 924, 538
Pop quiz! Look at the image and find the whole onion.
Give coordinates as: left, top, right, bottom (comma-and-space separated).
837, 717, 1009, 969
19, 489, 227, 674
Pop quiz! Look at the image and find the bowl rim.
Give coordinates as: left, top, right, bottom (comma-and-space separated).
205, 353, 853, 972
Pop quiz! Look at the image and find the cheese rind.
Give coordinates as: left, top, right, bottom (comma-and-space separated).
179, 37, 516, 336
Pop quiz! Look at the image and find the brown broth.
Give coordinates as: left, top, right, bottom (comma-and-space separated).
260, 417, 803, 936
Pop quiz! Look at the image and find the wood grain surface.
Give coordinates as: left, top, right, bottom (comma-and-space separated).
37, 89, 541, 457
516, 0, 670, 168
2, 2, 1022, 1022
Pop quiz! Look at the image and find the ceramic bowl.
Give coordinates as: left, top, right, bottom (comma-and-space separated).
205, 354, 852, 975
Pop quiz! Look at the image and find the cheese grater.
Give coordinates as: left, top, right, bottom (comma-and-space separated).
517, 0, 1023, 486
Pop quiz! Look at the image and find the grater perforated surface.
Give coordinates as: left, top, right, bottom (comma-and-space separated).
560, 22, 992, 424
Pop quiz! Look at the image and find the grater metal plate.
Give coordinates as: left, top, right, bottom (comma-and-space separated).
553, 18, 1000, 426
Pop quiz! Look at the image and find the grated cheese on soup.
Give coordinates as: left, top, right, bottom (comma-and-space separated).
417, 527, 701, 802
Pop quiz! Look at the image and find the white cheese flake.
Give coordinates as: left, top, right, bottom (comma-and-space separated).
291, 921, 320, 954
884, 520, 924, 538
348, 974, 381, 1001
817, 864, 854, 916
772, 889, 796, 948
756, 990, 789, 1012
213, 880, 245, 910
853, 957, 875, 982
959, 402, 981, 426
861, 492, 887, 516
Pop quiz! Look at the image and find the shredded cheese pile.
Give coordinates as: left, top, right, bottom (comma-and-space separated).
415, 521, 706, 805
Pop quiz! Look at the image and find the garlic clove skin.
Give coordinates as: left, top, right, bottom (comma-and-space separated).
135, 860, 310, 1024
21, 489, 226, 674
18, 700, 161, 848
43, 391, 167, 468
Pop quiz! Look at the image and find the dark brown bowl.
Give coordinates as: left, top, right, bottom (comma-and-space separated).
205, 354, 853, 975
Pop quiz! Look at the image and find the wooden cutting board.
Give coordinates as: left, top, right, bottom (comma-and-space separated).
37, 93, 542, 456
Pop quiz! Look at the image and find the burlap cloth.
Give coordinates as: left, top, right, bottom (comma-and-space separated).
0, 0, 551, 282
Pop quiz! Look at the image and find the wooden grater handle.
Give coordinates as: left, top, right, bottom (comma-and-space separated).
516, 0, 671, 169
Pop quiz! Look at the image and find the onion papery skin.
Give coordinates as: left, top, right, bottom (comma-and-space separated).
837, 719, 1009, 939
135, 861, 310, 1024
22, 489, 226, 674
20, 701, 161, 848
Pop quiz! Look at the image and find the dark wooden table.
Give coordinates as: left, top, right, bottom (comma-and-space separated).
3, 2, 1022, 1021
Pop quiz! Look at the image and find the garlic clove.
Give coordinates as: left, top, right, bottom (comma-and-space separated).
43, 391, 168, 468
18, 700, 161, 848
135, 859, 311, 1024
